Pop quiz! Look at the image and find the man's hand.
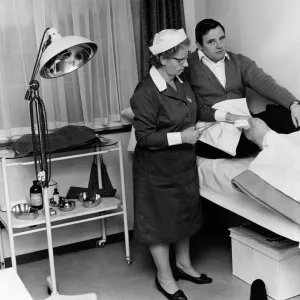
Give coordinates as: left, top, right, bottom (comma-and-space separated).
181, 126, 202, 144
225, 112, 250, 122
243, 118, 271, 150
290, 103, 300, 128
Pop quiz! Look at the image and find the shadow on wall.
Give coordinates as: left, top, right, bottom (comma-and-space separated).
246, 88, 274, 114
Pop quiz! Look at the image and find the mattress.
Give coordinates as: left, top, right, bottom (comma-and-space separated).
197, 157, 300, 243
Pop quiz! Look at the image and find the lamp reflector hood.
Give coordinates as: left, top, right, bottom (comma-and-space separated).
40, 29, 97, 78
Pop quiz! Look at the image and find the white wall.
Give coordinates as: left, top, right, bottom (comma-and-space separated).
185, 0, 300, 112
0, 131, 133, 257
183, 0, 206, 50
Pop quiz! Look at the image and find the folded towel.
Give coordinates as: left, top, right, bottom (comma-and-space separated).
197, 98, 251, 156
127, 126, 137, 153
232, 170, 300, 225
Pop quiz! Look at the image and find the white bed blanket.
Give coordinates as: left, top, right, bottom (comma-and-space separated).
197, 157, 300, 243
248, 131, 300, 202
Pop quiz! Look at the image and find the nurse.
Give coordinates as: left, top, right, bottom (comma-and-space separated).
130, 29, 213, 300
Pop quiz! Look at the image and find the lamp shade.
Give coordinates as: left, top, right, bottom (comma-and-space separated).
39, 28, 97, 78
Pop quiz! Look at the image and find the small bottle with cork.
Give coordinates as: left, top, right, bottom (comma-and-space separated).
53, 188, 60, 205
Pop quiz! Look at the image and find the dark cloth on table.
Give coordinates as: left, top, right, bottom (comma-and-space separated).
11, 125, 98, 157
130, 73, 210, 244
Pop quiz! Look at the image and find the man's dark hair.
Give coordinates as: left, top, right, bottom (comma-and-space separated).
195, 19, 225, 46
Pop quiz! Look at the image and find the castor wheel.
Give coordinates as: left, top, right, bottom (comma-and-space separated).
96, 240, 106, 248
47, 287, 52, 295
126, 258, 132, 265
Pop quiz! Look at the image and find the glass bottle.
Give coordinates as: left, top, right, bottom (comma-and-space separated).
30, 180, 43, 210
53, 188, 60, 205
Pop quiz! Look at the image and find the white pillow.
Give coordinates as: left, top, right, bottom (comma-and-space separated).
121, 107, 136, 152
128, 127, 137, 153
121, 107, 135, 119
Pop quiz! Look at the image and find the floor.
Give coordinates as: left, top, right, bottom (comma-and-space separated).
16, 227, 299, 300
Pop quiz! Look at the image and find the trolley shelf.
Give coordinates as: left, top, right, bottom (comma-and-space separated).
0, 197, 122, 229
0, 139, 131, 273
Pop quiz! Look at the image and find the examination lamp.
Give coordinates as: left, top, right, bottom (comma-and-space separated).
24, 28, 98, 300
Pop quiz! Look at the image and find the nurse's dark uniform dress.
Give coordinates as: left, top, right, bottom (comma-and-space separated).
130, 66, 214, 244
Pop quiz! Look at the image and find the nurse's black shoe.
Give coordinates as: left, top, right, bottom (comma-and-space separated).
155, 277, 187, 300
174, 267, 213, 284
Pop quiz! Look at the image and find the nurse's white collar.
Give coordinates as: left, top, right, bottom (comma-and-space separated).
150, 66, 183, 92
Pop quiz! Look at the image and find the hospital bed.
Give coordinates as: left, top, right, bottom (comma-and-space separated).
197, 156, 300, 245
122, 105, 300, 245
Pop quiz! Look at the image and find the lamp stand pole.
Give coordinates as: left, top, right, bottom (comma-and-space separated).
32, 92, 46, 169
27, 88, 97, 300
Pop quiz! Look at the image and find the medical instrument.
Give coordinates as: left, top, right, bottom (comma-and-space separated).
196, 122, 218, 132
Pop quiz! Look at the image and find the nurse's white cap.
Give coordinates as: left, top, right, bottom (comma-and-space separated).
149, 28, 187, 55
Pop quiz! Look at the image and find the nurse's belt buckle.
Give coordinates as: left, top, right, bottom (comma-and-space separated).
186, 96, 192, 103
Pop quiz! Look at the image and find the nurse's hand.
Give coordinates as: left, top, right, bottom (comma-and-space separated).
181, 126, 202, 144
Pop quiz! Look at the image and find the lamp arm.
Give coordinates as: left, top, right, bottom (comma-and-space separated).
31, 27, 51, 82
24, 28, 52, 187
25, 28, 50, 101
29, 94, 51, 186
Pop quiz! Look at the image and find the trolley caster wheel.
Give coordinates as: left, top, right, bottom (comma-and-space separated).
126, 259, 132, 265
47, 287, 52, 295
96, 240, 106, 248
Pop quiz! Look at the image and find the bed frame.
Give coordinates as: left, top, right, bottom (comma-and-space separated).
197, 156, 300, 246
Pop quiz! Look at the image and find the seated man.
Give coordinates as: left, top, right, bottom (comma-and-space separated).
185, 18, 300, 158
